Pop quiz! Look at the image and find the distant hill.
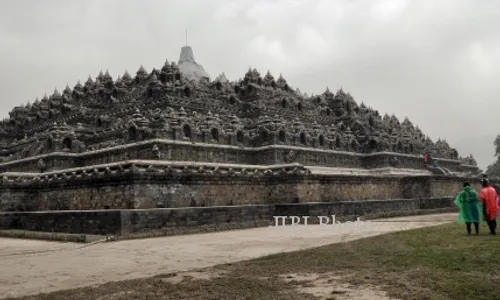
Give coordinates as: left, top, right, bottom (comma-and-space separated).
451, 134, 496, 171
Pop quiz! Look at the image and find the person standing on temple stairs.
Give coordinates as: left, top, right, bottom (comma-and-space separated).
479, 178, 499, 235
454, 182, 482, 235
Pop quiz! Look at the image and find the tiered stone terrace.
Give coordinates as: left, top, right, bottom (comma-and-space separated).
0, 46, 482, 236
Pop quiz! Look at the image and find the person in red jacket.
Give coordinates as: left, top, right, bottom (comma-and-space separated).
479, 178, 499, 235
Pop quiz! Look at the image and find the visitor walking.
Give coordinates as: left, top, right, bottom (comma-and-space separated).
479, 178, 499, 235
454, 182, 482, 235
432, 158, 439, 168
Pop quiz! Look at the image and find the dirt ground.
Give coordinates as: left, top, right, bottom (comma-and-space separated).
0, 213, 455, 299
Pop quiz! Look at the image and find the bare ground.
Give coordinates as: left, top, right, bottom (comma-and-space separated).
0, 213, 455, 299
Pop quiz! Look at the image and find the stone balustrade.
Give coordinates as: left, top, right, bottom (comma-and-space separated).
0, 139, 478, 174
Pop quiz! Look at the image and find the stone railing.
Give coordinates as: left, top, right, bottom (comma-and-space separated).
363, 151, 464, 170
0, 139, 478, 174
0, 160, 311, 187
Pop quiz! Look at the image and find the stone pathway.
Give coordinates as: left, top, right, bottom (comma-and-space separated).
0, 213, 455, 299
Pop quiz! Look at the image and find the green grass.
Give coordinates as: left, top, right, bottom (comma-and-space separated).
10, 223, 500, 300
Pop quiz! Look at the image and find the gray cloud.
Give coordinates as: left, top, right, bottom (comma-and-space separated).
0, 0, 499, 168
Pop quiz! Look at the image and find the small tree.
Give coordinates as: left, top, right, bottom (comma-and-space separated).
486, 135, 500, 179
487, 161, 500, 177
495, 135, 500, 157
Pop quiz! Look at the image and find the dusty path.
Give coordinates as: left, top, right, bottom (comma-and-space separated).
0, 213, 455, 299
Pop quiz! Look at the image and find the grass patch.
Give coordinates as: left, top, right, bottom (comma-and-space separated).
9, 222, 500, 300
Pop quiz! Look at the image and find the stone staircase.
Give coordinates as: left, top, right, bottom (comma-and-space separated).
425, 165, 456, 176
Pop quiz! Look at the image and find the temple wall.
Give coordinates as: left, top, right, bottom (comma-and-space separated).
130, 180, 270, 208
362, 152, 466, 170
0, 162, 482, 212
0, 178, 276, 211
0, 159, 488, 237
0, 197, 456, 236
0, 210, 123, 234
37, 184, 138, 210
273, 147, 363, 168
0, 187, 33, 211
0, 140, 476, 174
294, 176, 401, 202
429, 179, 481, 198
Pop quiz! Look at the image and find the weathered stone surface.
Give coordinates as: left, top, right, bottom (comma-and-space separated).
178, 46, 210, 81
0, 197, 456, 235
0, 210, 121, 235
0, 140, 479, 175
0, 45, 485, 235
0, 46, 478, 172
0, 159, 485, 212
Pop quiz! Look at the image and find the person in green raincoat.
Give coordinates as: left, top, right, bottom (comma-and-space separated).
454, 182, 483, 235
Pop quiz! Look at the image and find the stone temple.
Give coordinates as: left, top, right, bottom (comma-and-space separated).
0, 46, 482, 237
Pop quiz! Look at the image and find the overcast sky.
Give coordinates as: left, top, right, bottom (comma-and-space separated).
0, 0, 498, 169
